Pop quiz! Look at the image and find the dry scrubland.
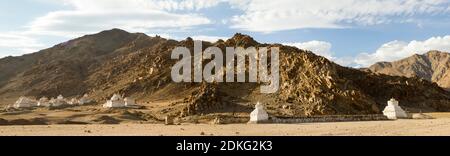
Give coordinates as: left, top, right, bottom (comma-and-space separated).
0, 113, 449, 136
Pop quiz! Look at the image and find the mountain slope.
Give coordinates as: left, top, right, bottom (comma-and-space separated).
368, 51, 450, 90
0, 29, 171, 103
1, 29, 449, 117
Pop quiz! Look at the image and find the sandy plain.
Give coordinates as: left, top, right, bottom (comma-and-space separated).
1, 113, 449, 136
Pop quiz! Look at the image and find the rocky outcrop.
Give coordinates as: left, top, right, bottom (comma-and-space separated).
181, 83, 228, 116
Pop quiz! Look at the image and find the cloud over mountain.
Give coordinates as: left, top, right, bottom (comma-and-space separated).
28, 0, 215, 37
284, 41, 334, 59
355, 35, 450, 67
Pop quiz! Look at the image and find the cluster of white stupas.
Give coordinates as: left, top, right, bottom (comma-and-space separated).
102, 94, 136, 108
12, 94, 92, 109
10, 93, 138, 109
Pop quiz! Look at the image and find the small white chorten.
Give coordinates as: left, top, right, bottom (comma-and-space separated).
79, 94, 92, 105
248, 102, 269, 123
68, 98, 79, 105
37, 97, 51, 107
103, 94, 126, 108
50, 95, 67, 107
124, 97, 136, 106
13, 96, 37, 108
383, 98, 408, 119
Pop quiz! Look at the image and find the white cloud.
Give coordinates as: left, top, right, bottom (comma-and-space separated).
27, 10, 211, 38
284, 40, 362, 67
229, 0, 450, 32
141, 0, 222, 11
24, 0, 219, 37
284, 36, 450, 68
333, 56, 360, 67
1, 0, 221, 56
284, 41, 334, 59
61, 0, 222, 12
354, 35, 450, 67
0, 33, 46, 58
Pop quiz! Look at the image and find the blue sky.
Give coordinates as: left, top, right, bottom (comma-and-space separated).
0, 0, 449, 67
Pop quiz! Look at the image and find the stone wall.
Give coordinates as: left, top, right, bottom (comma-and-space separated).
271, 114, 389, 123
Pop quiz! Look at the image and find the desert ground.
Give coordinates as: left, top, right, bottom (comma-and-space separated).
1, 113, 449, 136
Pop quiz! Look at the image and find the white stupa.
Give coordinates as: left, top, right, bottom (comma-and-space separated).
383, 98, 408, 119
68, 98, 79, 105
50, 95, 67, 107
124, 97, 136, 106
103, 94, 126, 108
13, 96, 37, 108
79, 94, 92, 105
248, 102, 269, 123
37, 97, 51, 107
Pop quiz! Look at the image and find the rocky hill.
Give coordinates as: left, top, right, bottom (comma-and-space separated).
368, 51, 450, 90
1, 29, 449, 118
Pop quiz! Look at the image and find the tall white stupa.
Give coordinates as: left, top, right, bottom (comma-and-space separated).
382, 98, 408, 119
248, 102, 269, 124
